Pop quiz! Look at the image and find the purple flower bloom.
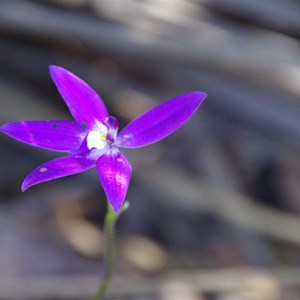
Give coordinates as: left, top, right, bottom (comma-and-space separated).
1, 66, 206, 213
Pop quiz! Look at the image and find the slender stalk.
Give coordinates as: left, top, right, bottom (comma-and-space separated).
89, 201, 129, 300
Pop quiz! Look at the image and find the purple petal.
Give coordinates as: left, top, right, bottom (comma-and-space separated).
117, 92, 207, 148
22, 155, 96, 191
50, 65, 108, 128
1, 121, 86, 152
96, 147, 132, 213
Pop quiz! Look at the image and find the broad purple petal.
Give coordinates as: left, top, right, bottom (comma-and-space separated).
0, 121, 86, 152
22, 155, 96, 191
117, 92, 207, 148
50, 65, 108, 128
96, 147, 132, 213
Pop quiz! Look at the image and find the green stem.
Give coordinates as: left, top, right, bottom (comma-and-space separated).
89, 201, 129, 300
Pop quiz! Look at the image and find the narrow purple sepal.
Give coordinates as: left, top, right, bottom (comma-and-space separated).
50, 65, 109, 129
96, 147, 132, 213
117, 92, 206, 148
22, 155, 96, 191
1, 121, 86, 152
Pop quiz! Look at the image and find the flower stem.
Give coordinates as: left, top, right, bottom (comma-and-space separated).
89, 201, 129, 300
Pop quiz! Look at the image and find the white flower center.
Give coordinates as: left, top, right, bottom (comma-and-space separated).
87, 126, 108, 150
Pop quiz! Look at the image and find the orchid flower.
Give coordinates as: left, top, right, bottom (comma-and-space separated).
0, 66, 206, 213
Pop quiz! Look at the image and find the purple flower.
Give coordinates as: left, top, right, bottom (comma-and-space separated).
0, 66, 206, 213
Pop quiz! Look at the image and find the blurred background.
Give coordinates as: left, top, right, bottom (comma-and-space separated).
1, 0, 300, 299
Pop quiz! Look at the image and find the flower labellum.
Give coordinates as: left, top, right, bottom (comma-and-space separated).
0, 66, 207, 213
